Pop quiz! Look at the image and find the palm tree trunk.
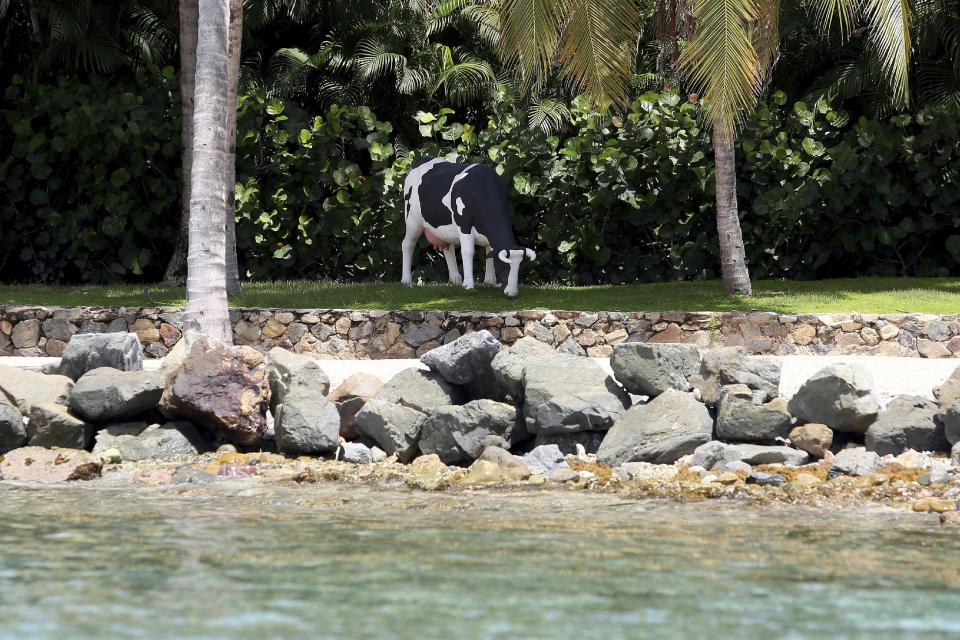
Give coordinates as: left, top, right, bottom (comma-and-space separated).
183, 0, 232, 342
713, 122, 752, 296
224, 0, 243, 296
162, 0, 198, 286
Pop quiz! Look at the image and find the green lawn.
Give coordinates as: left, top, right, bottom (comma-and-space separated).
2, 278, 960, 314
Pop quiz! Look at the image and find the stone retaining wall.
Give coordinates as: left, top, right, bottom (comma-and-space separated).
2, 305, 959, 359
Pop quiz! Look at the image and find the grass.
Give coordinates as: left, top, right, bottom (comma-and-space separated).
2, 277, 960, 314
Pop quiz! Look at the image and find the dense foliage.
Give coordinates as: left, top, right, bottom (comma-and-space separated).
0, 71, 180, 282
2, 72, 958, 284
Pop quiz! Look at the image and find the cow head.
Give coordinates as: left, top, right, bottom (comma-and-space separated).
493, 248, 536, 297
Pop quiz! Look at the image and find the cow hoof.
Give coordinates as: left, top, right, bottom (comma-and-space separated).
463, 282, 475, 290
483, 279, 497, 287
401, 279, 413, 287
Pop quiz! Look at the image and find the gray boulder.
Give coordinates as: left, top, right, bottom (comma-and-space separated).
0, 364, 73, 411
490, 337, 554, 400
522, 354, 630, 435
865, 395, 948, 456
556, 336, 586, 357
57, 332, 143, 381
610, 343, 701, 396
522, 444, 569, 476
952, 441, 960, 468
376, 368, 467, 414
267, 347, 330, 407
418, 400, 517, 465
733, 444, 810, 466
597, 390, 712, 466
25, 403, 92, 449
354, 398, 427, 463
402, 323, 442, 347
533, 430, 606, 455
68, 367, 164, 423
41, 318, 76, 342
339, 442, 372, 464
274, 389, 341, 455
715, 384, 792, 442
690, 440, 744, 470
828, 449, 882, 478
0, 394, 26, 454
92, 421, 208, 460
937, 367, 960, 445
695, 347, 780, 407
787, 363, 880, 433
420, 330, 503, 400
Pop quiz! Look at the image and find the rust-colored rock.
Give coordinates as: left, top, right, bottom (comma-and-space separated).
416, 341, 441, 357
159, 323, 182, 348
648, 323, 683, 343
327, 373, 384, 439
500, 327, 523, 342
0, 446, 102, 482
159, 337, 271, 445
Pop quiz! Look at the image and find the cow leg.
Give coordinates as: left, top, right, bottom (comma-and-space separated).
482, 243, 496, 286
401, 221, 423, 286
443, 245, 462, 285
459, 233, 476, 290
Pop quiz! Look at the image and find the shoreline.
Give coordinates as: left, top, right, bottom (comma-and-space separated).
5, 448, 953, 520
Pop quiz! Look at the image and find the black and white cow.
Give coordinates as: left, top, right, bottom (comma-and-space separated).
401, 156, 536, 297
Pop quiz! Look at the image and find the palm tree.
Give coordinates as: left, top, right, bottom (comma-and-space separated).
224, 0, 243, 296
164, 0, 243, 291
163, 0, 197, 287
493, 0, 912, 295
182, 0, 233, 342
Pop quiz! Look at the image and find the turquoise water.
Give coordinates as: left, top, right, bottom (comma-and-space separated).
1, 481, 959, 639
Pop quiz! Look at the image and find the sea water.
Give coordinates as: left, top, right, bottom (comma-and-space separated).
1, 482, 958, 639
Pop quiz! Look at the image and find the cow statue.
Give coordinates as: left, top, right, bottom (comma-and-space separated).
401, 156, 536, 297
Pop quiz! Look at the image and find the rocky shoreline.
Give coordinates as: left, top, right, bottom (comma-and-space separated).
1, 329, 960, 522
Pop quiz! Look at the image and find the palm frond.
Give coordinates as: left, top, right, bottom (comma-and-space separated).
528, 95, 571, 132
128, 2, 179, 69
859, 0, 912, 106
427, 44, 498, 104
557, 0, 639, 110
808, 0, 855, 38
495, 0, 566, 94
353, 35, 409, 81
752, 0, 780, 83
461, 2, 501, 48
399, 65, 432, 93
678, 0, 762, 133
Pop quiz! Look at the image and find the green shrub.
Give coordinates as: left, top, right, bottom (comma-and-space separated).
0, 70, 181, 282
2, 73, 958, 285
233, 91, 397, 280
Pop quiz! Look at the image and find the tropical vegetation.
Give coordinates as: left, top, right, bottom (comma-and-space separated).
1, 0, 958, 290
